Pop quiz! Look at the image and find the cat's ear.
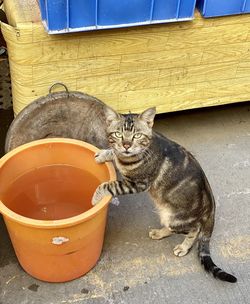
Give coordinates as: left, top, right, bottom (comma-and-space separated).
139, 107, 156, 128
105, 106, 120, 126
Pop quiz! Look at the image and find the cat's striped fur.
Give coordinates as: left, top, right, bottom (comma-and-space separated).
92, 107, 237, 283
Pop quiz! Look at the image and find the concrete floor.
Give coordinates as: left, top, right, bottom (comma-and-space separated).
0, 102, 250, 304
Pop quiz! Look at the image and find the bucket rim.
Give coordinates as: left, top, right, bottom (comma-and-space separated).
0, 138, 116, 229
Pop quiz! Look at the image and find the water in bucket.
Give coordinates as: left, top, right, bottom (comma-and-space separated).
1, 164, 100, 220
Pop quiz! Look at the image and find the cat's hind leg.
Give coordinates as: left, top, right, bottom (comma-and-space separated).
149, 227, 172, 240
173, 227, 200, 257
149, 205, 173, 239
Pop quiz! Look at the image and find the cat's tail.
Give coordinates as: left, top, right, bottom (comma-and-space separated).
198, 235, 237, 283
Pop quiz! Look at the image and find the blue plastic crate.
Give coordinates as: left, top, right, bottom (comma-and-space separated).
197, 0, 250, 18
38, 0, 196, 34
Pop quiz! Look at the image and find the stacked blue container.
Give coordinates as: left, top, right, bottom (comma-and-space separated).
197, 0, 250, 18
38, 0, 196, 34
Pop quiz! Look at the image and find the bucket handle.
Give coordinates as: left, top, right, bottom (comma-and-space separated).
49, 82, 69, 97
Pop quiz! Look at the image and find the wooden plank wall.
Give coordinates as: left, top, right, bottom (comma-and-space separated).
2, 0, 250, 114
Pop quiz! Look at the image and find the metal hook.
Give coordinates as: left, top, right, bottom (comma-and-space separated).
49, 82, 69, 97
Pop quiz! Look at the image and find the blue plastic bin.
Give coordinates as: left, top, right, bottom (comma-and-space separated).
38, 0, 196, 34
197, 0, 250, 18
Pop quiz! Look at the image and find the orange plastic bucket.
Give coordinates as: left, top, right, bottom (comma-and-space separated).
0, 139, 116, 282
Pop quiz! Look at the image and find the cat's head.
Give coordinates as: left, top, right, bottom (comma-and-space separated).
105, 107, 156, 157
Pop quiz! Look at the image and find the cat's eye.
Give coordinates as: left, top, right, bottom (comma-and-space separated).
134, 133, 142, 139
114, 132, 122, 138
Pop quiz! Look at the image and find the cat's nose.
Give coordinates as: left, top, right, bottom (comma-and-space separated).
123, 142, 131, 150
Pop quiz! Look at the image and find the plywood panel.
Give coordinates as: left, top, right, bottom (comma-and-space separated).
118, 86, 197, 112
167, 24, 249, 49
236, 61, 250, 78
201, 42, 250, 64
116, 77, 250, 113
159, 62, 238, 86
32, 56, 121, 85
77, 70, 160, 94
120, 48, 202, 73
2, 0, 250, 115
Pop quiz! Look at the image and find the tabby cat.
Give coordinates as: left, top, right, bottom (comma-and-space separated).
92, 106, 237, 283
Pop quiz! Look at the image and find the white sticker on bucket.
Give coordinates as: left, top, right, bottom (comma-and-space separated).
52, 236, 69, 245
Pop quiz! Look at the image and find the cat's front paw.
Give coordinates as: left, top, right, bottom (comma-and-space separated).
94, 149, 114, 163
92, 188, 103, 206
94, 152, 106, 164
91, 183, 109, 205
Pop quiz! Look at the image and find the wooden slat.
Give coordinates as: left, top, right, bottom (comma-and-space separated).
120, 48, 202, 73
201, 42, 250, 64
77, 60, 239, 95
116, 77, 250, 113
166, 23, 249, 49
118, 86, 197, 112
159, 62, 238, 86
1, 21, 35, 44
6, 39, 43, 64
42, 40, 80, 62
236, 61, 250, 78
195, 77, 250, 100
4, 36, 80, 64
8, 61, 33, 85
77, 70, 160, 94
81, 32, 171, 58
32, 56, 122, 85
211, 13, 250, 26
78, 23, 249, 58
